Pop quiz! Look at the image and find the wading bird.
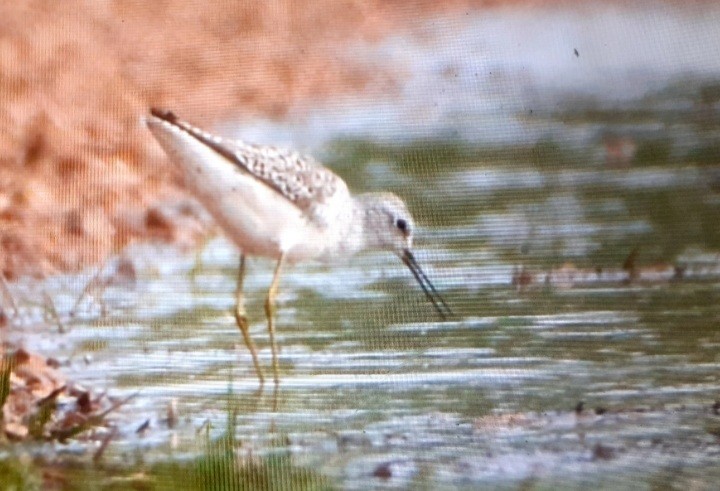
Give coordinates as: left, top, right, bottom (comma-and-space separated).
146, 109, 452, 385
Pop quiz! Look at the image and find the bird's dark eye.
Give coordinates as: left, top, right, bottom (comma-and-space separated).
396, 218, 408, 232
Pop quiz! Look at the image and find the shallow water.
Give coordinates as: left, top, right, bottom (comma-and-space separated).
7, 5, 720, 489
10, 159, 720, 487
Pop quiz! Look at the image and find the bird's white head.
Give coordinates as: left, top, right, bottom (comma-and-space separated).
357, 192, 452, 320
358, 192, 415, 254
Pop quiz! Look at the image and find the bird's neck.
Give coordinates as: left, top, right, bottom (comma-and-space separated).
334, 197, 372, 256
352, 194, 388, 252
308, 196, 367, 262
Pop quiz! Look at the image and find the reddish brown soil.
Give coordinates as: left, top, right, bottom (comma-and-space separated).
0, 0, 698, 278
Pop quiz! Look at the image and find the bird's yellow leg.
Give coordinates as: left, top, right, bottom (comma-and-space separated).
265, 253, 286, 386
234, 254, 264, 385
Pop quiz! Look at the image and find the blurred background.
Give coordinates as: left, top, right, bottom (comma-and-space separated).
2, 1, 720, 489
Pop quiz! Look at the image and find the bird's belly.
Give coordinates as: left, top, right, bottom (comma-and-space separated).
191, 168, 319, 260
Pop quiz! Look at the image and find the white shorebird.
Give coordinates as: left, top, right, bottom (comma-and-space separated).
145, 108, 452, 385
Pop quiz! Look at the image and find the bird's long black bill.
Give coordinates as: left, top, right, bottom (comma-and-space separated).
401, 249, 454, 320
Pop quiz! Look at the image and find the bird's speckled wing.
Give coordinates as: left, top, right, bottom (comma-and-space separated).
149, 109, 350, 227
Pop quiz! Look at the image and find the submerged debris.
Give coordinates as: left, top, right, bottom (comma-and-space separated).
592, 443, 615, 461
512, 256, 720, 291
